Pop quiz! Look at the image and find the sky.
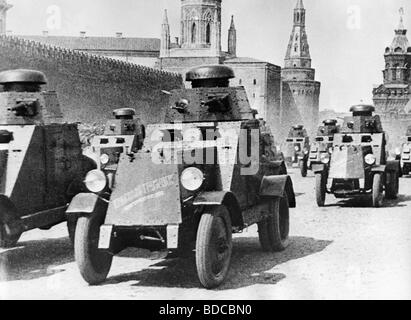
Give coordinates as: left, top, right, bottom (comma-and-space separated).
5, 0, 411, 113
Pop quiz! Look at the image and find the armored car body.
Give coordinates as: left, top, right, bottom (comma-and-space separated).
315, 105, 400, 207
284, 125, 310, 177
0, 69, 94, 247
400, 126, 411, 175
68, 65, 296, 289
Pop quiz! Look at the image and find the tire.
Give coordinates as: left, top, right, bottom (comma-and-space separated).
299, 160, 308, 177
258, 194, 290, 252
67, 218, 77, 245
0, 223, 21, 249
315, 173, 327, 207
385, 171, 399, 200
195, 206, 233, 289
372, 173, 384, 208
74, 210, 113, 285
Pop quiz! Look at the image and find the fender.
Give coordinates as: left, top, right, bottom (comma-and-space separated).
259, 175, 296, 208
0, 195, 23, 236
193, 191, 243, 227
371, 165, 386, 173
312, 163, 326, 173
66, 193, 108, 217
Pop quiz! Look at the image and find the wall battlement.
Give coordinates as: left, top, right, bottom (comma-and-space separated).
0, 35, 183, 129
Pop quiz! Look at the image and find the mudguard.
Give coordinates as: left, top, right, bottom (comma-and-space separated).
0, 195, 22, 236
312, 163, 326, 173
66, 193, 107, 217
259, 175, 296, 208
193, 191, 243, 227
371, 165, 386, 173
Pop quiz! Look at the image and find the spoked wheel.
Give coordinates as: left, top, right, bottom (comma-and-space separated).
385, 171, 399, 199
0, 223, 21, 249
299, 159, 308, 178
372, 173, 384, 208
315, 173, 327, 207
74, 209, 113, 285
195, 206, 233, 289
258, 193, 290, 252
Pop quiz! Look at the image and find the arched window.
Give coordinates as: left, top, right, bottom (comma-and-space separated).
253, 79, 257, 85
392, 69, 397, 80
297, 12, 300, 22
394, 47, 403, 53
239, 79, 242, 85
191, 23, 197, 43
206, 23, 211, 44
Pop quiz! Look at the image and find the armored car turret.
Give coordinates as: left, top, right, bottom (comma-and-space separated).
315, 105, 400, 207
68, 65, 296, 289
0, 69, 95, 247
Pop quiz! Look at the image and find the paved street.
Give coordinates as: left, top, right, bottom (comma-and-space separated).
1, 168, 411, 300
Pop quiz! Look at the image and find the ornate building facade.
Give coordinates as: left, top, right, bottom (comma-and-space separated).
373, 12, 411, 116
280, 0, 321, 136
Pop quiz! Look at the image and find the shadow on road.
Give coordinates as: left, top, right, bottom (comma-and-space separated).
0, 237, 73, 282
104, 236, 332, 290
324, 194, 411, 208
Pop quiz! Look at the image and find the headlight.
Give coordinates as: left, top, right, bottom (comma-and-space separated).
365, 154, 376, 165
100, 153, 110, 165
303, 148, 309, 155
294, 146, 300, 152
180, 167, 204, 191
328, 147, 334, 154
320, 153, 330, 164
395, 148, 401, 155
84, 170, 107, 193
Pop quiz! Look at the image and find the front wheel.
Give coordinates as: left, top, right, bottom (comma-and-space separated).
385, 171, 399, 199
74, 209, 113, 285
258, 193, 290, 252
195, 206, 233, 289
372, 173, 384, 208
315, 173, 327, 207
299, 159, 308, 178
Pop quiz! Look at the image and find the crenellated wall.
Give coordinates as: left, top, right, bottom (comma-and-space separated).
0, 35, 183, 129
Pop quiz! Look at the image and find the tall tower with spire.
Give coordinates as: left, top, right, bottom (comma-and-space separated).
281, 0, 321, 136
160, 10, 171, 57
0, 0, 12, 35
227, 15, 237, 57
373, 8, 411, 115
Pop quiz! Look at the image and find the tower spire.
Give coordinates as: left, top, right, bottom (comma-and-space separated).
0, 0, 13, 35
228, 15, 237, 57
398, 7, 405, 30
160, 9, 171, 58
296, 0, 304, 10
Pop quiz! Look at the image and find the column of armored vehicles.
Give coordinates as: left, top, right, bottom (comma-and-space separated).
0, 66, 297, 289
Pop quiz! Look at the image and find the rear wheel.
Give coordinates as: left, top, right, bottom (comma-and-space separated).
385, 171, 399, 199
195, 206, 233, 289
372, 173, 384, 208
315, 173, 327, 207
299, 159, 308, 177
74, 210, 113, 285
258, 194, 290, 252
0, 223, 21, 248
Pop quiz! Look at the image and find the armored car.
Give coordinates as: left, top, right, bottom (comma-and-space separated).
0, 69, 94, 247
67, 65, 296, 289
315, 105, 400, 207
284, 125, 310, 177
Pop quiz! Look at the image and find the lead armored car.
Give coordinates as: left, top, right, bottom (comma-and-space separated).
0, 69, 94, 247
400, 125, 411, 175
315, 105, 400, 207
284, 125, 310, 177
309, 119, 339, 175
89, 108, 145, 185
67, 65, 296, 289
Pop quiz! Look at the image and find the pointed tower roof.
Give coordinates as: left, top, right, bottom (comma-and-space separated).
229, 15, 236, 30
162, 9, 169, 25
295, 0, 304, 10
390, 8, 409, 53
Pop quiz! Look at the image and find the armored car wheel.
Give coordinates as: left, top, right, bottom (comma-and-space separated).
195, 206, 233, 289
385, 171, 399, 200
74, 210, 113, 285
258, 193, 290, 252
299, 160, 308, 178
315, 173, 327, 207
372, 173, 384, 208
0, 223, 21, 248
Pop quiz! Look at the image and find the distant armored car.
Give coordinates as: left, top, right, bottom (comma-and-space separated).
67, 65, 296, 289
315, 105, 400, 207
0, 69, 94, 247
284, 125, 310, 177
